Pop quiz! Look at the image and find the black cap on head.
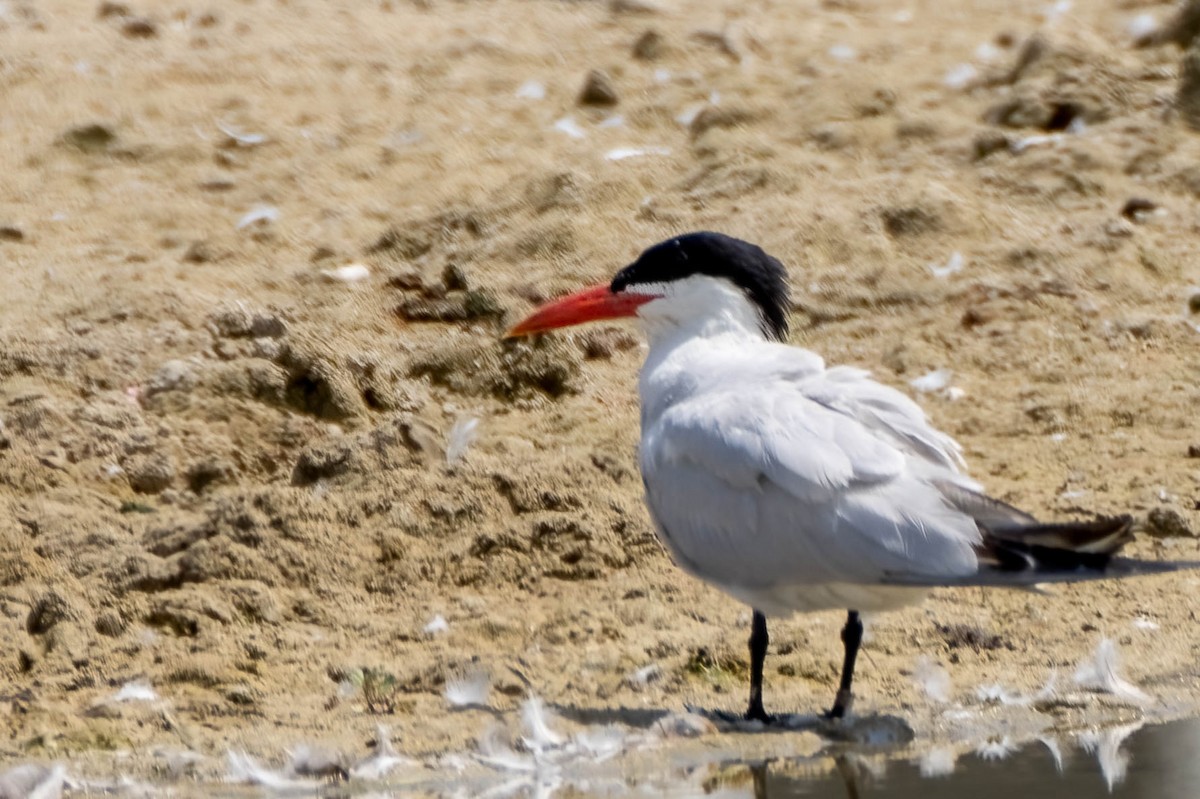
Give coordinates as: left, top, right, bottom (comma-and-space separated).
610, 231, 791, 341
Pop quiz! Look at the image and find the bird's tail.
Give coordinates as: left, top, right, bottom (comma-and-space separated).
981, 514, 1135, 573
890, 489, 1200, 587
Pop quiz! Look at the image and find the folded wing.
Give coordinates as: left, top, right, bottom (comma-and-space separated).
640, 361, 983, 590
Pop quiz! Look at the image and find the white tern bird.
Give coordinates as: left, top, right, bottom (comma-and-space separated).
505, 231, 1196, 721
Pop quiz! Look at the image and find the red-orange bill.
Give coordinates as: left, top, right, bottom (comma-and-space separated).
504, 284, 657, 338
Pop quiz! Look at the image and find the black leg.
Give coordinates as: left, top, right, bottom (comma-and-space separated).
745, 610, 771, 722
826, 610, 863, 719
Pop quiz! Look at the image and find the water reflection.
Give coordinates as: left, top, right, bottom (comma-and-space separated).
702, 718, 1198, 799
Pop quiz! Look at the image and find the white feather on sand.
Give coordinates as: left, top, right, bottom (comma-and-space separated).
446, 417, 480, 465
1073, 638, 1150, 704
225, 751, 316, 791
914, 656, 952, 703
446, 670, 491, 708
625, 664, 662, 690
974, 683, 1027, 705
909, 368, 952, 393
111, 680, 158, 703
351, 725, 418, 780
520, 696, 566, 751
236, 204, 279, 230
475, 727, 538, 773
572, 726, 627, 763
0, 764, 67, 799
320, 263, 370, 284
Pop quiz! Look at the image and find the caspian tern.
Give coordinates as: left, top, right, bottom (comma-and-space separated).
505, 231, 1196, 722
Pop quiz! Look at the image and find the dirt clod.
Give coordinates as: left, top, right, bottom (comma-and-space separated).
59, 123, 117, 153
1178, 40, 1200, 130
121, 16, 157, 37
1144, 507, 1195, 538
182, 240, 216, 263
27, 591, 84, 635
632, 29, 663, 60
934, 623, 1011, 652
880, 206, 940, 237
125, 453, 176, 494
578, 69, 619, 106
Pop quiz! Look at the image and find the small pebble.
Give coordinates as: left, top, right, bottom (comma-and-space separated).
125, 453, 176, 494
309, 245, 337, 263
60, 123, 116, 153
182, 240, 215, 263
1120, 197, 1159, 222
443, 263, 469, 291
632, 29, 663, 60
961, 306, 997, 328
0, 225, 24, 242
386, 270, 424, 291
973, 130, 1011, 160
691, 29, 742, 61
1004, 34, 1048, 85
97, 2, 131, 18
578, 69, 619, 106
609, 0, 659, 13
122, 16, 157, 37
1144, 507, 1194, 538
148, 360, 195, 393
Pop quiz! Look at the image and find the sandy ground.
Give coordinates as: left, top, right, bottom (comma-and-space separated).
2, 0, 1200, 790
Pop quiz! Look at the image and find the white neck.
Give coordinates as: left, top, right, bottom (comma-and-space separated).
633, 275, 767, 348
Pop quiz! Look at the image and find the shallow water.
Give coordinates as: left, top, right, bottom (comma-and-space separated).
723, 718, 1200, 799
173, 716, 1198, 798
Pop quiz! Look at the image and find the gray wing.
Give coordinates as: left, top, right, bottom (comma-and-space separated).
639, 373, 983, 590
